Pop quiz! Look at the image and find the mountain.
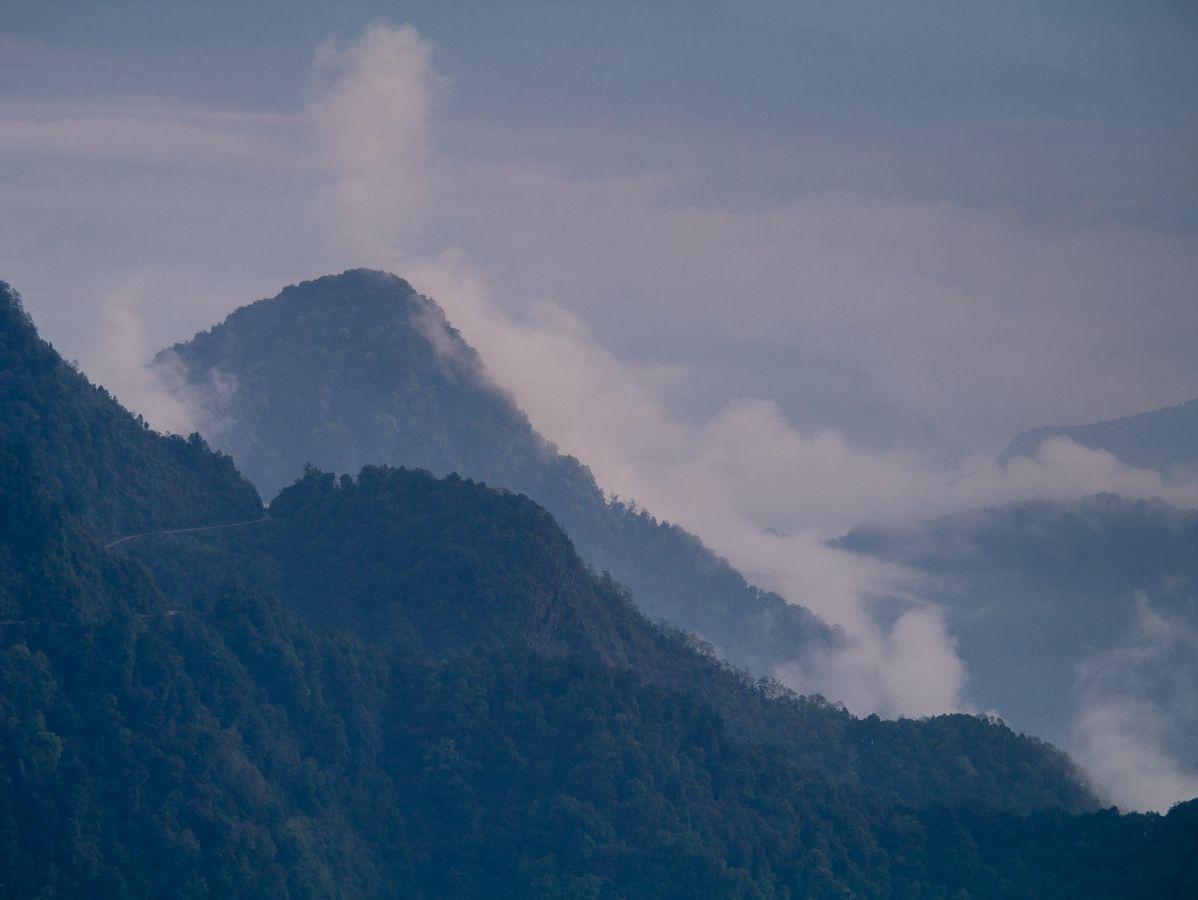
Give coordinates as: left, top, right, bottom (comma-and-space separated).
124, 464, 1094, 816
1001, 398, 1198, 475
5, 276, 1193, 896
155, 269, 836, 677
837, 494, 1198, 774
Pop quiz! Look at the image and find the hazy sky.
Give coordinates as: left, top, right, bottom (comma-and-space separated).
3, 0, 1197, 455
3, 1, 1198, 810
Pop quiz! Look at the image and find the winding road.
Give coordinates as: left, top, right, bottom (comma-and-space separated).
104, 516, 271, 550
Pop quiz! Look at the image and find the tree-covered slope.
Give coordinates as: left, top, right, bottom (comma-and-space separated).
122, 465, 1093, 818
2, 283, 1194, 896
260, 465, 681, 669
156, 269, 835, 677
3, 462, 1192, 898
1001, 398, 1198, 475
0, 282, 261, 541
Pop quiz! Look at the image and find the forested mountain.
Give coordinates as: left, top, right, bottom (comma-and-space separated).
156, 269, 836, 677
837, 494, 1198, 769
1001, 398, 1198, 475
128, 465, 1094, 816
4, 277, 1195, 896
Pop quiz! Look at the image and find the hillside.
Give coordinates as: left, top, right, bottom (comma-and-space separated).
6, 489, 1192, 896
1001, 398, 1198, 475
156, 269, 835, 677
2, 277, 1193, 896
123, 463, 1094, 815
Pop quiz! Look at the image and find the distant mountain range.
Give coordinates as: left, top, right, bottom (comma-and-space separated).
8, 276, 1192, 895
1002, 398, 1198, 475
838, 494, 1198, 790
155, 270, 836, 680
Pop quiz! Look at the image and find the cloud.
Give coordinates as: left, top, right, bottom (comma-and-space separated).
0, 103, 295, 169
429, 163, 1198, 451
290, 23, 1198, 722
404, 252, 1198, 720
77, 275, 200, 435
307, 21, 439, 261
1071, 596, 1198, 812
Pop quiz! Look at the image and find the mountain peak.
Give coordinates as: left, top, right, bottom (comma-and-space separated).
157, 270, 519, 498
277, 268, 424, 307
158, 273, 838, 682
160, 268, 458, 364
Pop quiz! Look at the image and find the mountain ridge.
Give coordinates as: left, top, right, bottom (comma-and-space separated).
2, 274, 1194, 896
0, 281, 261, 541
156, 269, 839, 679
1001, 398, 1198, 475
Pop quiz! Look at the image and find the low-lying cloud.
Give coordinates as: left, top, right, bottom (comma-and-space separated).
302, 23, 1198, 746
78, 276, 200, 435
406, 250, 1198, 728
1072, 596, 1198, 813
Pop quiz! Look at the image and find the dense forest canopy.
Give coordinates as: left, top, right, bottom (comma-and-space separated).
1, 278, 1194, 896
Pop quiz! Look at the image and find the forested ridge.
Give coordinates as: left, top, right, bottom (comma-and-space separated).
1001, 399, 1198, 475
2, 279, 1195, 896
159, 269, 836, 679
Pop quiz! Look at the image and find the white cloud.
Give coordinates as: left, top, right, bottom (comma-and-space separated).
307, 21, 439, 261
1071, 596, 1198, 812
430, 163, 1198, 450
285, 23, 1198, 722
78, 275, 200, 435
404, 253, 1198, 719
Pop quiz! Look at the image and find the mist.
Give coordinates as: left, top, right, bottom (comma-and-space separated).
294, 25, 1198, 809
1072, 597, 1198, 812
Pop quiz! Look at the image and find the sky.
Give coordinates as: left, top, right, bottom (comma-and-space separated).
3, 1, 1198, 810
4, 1, 1197, 454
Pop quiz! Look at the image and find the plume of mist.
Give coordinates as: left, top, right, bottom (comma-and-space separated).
307, 21, 437, 262
79, 276, 201, 435
1071, 595, 1198, 812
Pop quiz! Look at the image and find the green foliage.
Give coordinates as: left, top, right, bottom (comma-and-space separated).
125, 463, 1097, 815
